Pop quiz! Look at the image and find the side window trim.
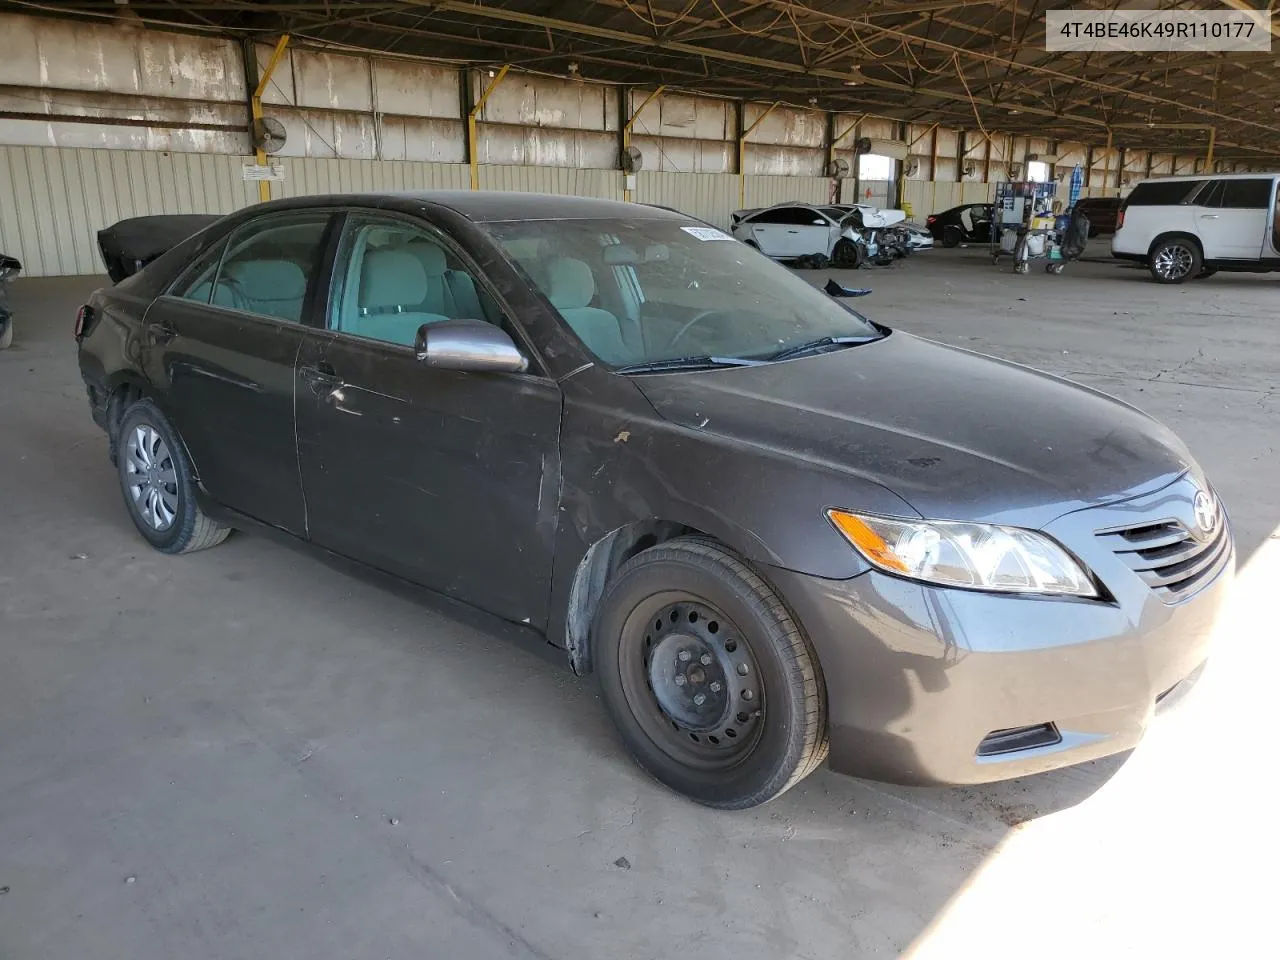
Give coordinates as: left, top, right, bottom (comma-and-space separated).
1192, 180, 1225, 208
167, 235, 230, 304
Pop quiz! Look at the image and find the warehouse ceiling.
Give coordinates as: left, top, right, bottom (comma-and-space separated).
8, 0, 1280, 159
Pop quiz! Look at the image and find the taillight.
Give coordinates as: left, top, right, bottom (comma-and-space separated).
74, 305, 93, 341
1116, 209, 1125, 230
926, 215, 937, 223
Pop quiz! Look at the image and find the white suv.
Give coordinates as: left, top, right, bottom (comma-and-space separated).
1112, 173, 1280, 283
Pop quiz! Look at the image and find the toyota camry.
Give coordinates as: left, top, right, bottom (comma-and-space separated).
76, 192, 1231, 809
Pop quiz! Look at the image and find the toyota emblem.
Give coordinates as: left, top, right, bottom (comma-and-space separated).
1193, 490, 1218, 536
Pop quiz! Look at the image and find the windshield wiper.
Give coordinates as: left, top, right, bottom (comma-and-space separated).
767, 335, 879, 362
614, 355, 761, 374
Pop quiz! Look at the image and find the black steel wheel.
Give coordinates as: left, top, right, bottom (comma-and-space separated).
941, 225, 963, 248
594, 537, 827, 809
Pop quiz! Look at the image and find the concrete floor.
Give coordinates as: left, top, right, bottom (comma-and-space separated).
1, 251, 1276, 959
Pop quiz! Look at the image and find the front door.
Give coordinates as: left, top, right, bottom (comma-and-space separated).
142, 213, 334, 534
1194, 178, 1274, 260
294, 212, 562, 627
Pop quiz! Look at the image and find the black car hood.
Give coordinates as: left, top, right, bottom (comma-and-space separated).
632, 332, 1193, 527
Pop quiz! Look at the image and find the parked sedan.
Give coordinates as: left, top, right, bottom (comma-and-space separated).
79, 192, 1230, 809
926, 203, 993, 246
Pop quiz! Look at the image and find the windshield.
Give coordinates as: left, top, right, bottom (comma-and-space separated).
485, 217, 882, 368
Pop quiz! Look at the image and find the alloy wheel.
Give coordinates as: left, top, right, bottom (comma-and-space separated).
1153, 243, 1194, 281
124, 424, 179, 531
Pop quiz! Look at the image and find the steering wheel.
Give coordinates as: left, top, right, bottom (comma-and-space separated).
666, 309, 732, 351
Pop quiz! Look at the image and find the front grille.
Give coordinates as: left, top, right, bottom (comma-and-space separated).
1097, 511, 1231, 602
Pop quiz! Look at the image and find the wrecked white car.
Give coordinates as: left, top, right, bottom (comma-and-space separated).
730, 202, 917, 267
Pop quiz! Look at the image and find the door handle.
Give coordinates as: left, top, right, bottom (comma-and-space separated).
786, 229, 800, 234
147, 319, 177, 343
1200, 214, 1220, 219
299, 361, 341, 395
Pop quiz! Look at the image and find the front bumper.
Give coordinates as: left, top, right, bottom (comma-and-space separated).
767, 481, 1233, 786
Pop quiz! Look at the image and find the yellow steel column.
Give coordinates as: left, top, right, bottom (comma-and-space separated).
252, 34, 290, 203
622, 85, 664, 202
1205, 126, 1217, 171
469, 65, 510, 190
739, 101, 780, 210
1101, 128, 1113, 195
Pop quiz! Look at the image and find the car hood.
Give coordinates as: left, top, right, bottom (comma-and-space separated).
632, 332, 1194, 527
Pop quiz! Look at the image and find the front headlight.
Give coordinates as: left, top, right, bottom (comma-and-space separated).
827, 510, 1097, 597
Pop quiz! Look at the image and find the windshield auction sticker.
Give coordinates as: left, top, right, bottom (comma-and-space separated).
1046, 9, 1271, 52
681, 226, 733, 241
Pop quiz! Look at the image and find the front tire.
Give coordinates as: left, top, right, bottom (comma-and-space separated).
1149, 237, 1201, 284
594, 537, 827, 809
116, 400, 230, 554
832, 238, 864, 268
0, 318, 12, 350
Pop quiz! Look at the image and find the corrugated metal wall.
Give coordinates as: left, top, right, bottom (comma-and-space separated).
478, 165, 621, 198
278, 158, 469, 196
0, 146, 254, 276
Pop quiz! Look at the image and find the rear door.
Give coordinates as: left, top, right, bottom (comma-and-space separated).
1194, 178, 1274, 260
294, 212, 562, 627
142, 213, 335, 534
744, 207, 797, 255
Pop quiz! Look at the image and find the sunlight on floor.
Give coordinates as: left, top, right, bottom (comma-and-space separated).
903, 525, 1279, 959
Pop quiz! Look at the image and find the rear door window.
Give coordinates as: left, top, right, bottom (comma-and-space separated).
213, 216, 332, 322
1127, 180, 1207, 205
1217, 179, 1274, 209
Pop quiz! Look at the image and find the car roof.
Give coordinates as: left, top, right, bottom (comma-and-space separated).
1137, 172, 1278, 182
247, 191, 693, 223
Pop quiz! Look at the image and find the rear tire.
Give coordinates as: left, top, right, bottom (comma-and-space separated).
116, 400, 230, 554
941, 225, 963, 248
594, 537, 828, 809
1149, 237, 1201, 284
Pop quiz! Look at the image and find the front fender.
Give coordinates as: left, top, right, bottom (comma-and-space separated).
545, 368, 918, 647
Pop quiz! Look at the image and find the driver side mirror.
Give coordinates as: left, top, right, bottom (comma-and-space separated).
414, 318, 529, 373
